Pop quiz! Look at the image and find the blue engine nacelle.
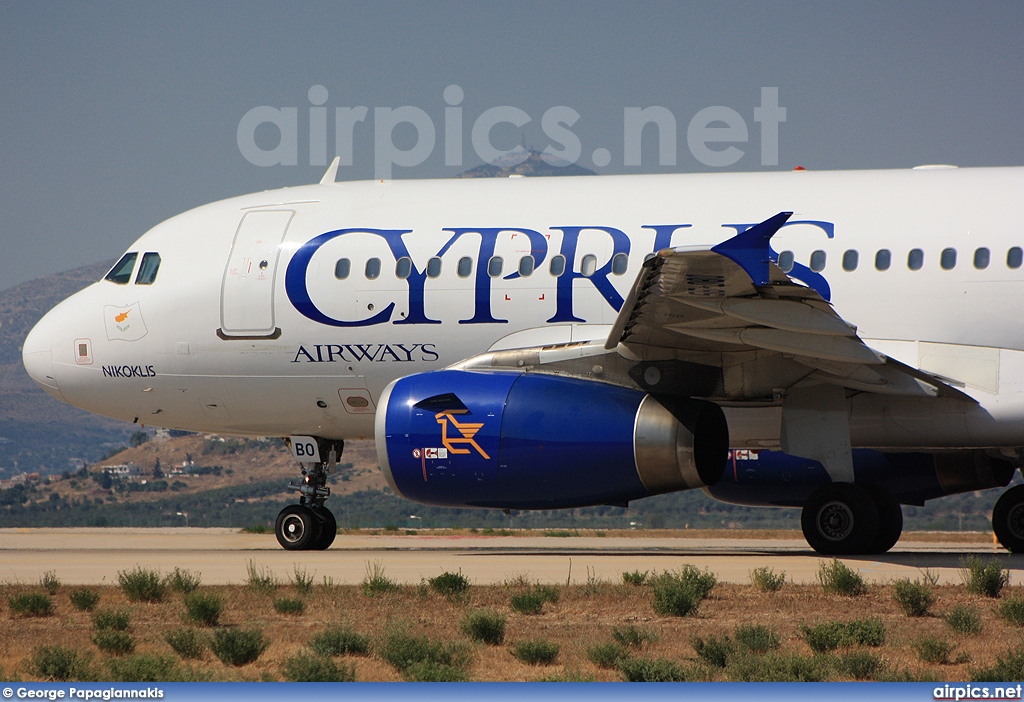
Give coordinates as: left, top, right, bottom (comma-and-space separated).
707, 448, 1015, 507
375, 370, 729, 510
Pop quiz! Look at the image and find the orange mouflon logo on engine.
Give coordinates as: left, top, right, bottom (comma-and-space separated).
435, 411, 490, 460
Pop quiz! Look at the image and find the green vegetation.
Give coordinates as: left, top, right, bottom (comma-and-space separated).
622, 570, 649, 586
999, 593, 1024, 626
618, 657, 689, 682
510, 590, 545, 615
40, 571, 60, 595
960, 556, 1010, 598
892, 577, 935, 616
361, 561, 399, 596
836, 650, 886, 680
245, 560, 278, 594
612, 624, 657, 649
511, 639, 560, 665
166, 567, 201, 594
378, 627, 471, 682
800, 619, 885, 653
913, 635, 955, 664
164, 628, 207, 660
971, 646, 1024, 682
727, 652, 831, 682
750, 566, 786, 592
282, 651, 356, 682
273, 597, 305, 615
692, 634, 733, 667
309, 625, 370, 657
118, 566, 166, 602
30, 645, 95, 682
734, 624, 781, 653
91, 608, 130, 631
460, 609, 506, 645
8, 592, 53, 617
210, 628, 269, 666
106, 653, 205, 682
69, 588, 100, 612
946, 604, 984, 635
651, 565, 716, 617
587, 642, 627, 669
290, 565, 315, 595
182, 592, 223, 627
428, 570, 471, 599
817, 559, 866, 596
93, 630, 135, 656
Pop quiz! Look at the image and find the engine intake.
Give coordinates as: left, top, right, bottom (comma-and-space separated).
375, 370, 728, 510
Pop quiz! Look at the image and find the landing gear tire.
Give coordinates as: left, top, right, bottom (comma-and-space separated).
275, 504, 321, 551
992, 484, 1024, 553
861, 484, 903, 554
310, 506, 337, 551
801, 483, 880, 555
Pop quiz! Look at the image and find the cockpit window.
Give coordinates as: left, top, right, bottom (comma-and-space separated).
105, 253, 138, 285
135, 252, 161, 285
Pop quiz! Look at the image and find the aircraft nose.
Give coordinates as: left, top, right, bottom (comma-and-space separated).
22, 311, 64, 400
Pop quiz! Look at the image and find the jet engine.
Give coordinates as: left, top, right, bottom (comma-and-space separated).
375, 370, 729, 510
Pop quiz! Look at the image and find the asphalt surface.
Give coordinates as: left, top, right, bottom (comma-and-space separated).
0, 528, 1020, 586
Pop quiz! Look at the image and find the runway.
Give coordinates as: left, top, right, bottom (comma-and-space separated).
1, 528, 1021, 587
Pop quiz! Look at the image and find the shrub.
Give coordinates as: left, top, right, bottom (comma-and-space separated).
534, 584, 561, 603
166, 567, 201, 594
93, 630, 135, 656
429, 570, 471, 600
735, 624, 780, 653
971, 647, 1024, 682
8, 592, 53, 617
378, 628, 471, 680
165, 628, 206, 660
619, 657, 688, 682
817, 559, 866, 596
837, 650, 885, 680
362, 561, 399, 596
309, 625, 370, 657
282, 651, 355, 682
999, 593, 1024, 626
69, 588, 101, 612
622, 570, 649, 586
106, 654, 204, 682
913, 635, 954, 664
461, 609, 506, 645
183, 592, 223, 626
118, 566, 166, 602
727, 652, 831, 682
210, 628, 269, 666
287, 565, 314, 596
511, 639, 560, 665
41, 571, 61, 595
800, 619, 885, 653
846, 618, 886, 647
30, 645, 95, 681
587, 642, 627, 669
612, 624, 658, 649
245, 560, 278, 594
946, 604, 983, 635
960, 556, 1010, 598
892, 578, 934, 617
692, 635, 732, 667
92, 608, 130, 631
750, 566, 786, 592
273, 597, 305, 615
649, 565, 717, 617
510, 591, 545, 615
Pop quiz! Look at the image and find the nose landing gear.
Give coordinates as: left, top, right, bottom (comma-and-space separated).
275, 437, 343, 551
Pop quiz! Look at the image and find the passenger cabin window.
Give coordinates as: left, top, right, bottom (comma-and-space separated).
487, 256, 504, 278
365, 258, 381, 279
612, 252, 629, 275
1009, 247, 1023, 270
395, 257, 412, 280
334, 258, 351, 279
908, 249, 924, 271
426, 257, 442, 278
135, 252, 161, 285
842, 249, 858, 272
777, 250, 794, 273
518, 255, 535, 277
940, 248, 957, 270
457, 256, 473, 278
875, 249, 891, 271
974, 247, 990, 270
105, 253, 138, 285
581, 254, 598, 277
550, 254, 566, 276
809, 250, 826, 272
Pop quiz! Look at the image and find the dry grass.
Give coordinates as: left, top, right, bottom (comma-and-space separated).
1, 578, 1022, 681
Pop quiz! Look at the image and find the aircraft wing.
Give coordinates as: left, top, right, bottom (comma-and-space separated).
603, 212, 972, 401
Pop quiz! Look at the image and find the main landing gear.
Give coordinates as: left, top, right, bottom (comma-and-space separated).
993, 484, 1024, 553
275, 438, 343, 551
800, 482, 903, 555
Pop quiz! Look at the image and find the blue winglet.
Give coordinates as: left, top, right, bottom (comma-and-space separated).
710, 211, 793, 286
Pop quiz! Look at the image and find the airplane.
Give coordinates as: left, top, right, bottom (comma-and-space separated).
21, 161, 1024, 555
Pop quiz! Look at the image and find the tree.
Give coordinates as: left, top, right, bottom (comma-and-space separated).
129, 431, 149, 447
153, 458, 164, 480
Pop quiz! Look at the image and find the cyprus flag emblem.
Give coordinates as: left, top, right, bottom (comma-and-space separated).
104, 302, 148, 342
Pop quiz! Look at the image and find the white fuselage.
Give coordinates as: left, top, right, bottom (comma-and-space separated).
22, 167, 1024, 451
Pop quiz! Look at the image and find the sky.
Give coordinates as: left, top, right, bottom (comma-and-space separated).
2, 1, 1023, 291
